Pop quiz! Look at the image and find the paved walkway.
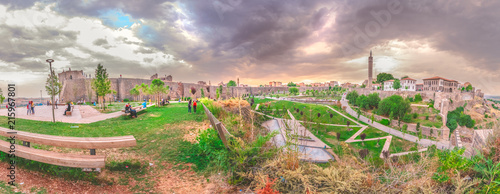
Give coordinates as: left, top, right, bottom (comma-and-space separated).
262, 119, 334, 163
339, 94, 451, 150
0, 104, 155, 124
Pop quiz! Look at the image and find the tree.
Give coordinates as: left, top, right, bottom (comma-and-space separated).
287, 82, 297, 87
288, 87, 299, 95
91, 64, 112, 110
367, 93, 381, 109
360, 133, 367, 146
356, 95, 369, 110
150, 79, 169, 106
0, 89, 5, 109
414, 93, 423, 102
45, 69, 62, 122
378, 95, 411, 120
130, 88, 140, 101
401, 75, 409, 80
466, 84, 473, 92
346, 120, 350, 128
200, 88, 205, 98
376, 73, 395, 83
227, 80, 237, 87
393, 79, 401, 90
346, 91, 359, 105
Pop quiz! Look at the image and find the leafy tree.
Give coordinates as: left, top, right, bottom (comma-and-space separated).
227, 80, 237, 87
414, 93, 423, 102
378, 95, 411, 120
357, 108, 362, 119
356, 95, 369, 110
360, 133, 367, 146
376, 73, 395, 83
346, 91, 359, 105
200, 88, 205, 98
401, 75, 409, 79
466, 84, 473, 92
346, 120, 350, 128
45, 70, 62, 122
129, 88, 140, 101
367, 93, 381, 109
360, 84, 366, 88
393, 79, 401, 90
150, 79, 169, 106
288, 87, 299, 95
0, 89, 5, 108
91, 64, 112, 110
287, 82, 297, 87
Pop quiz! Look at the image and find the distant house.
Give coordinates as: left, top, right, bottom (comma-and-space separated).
298, 82, 305, 87
401, 77, 417, 91
329, 81, 339, 87
384, 80, 395, 91
422, 76, 459, 93
372, 83, 381, 90
416, 83, 423, 91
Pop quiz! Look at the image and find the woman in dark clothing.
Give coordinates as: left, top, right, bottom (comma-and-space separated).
63, 102, 71, 115
188, 99, 192, 113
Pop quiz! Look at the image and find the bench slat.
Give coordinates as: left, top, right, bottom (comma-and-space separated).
0, 140, 105, 168
0, 127, 136, 149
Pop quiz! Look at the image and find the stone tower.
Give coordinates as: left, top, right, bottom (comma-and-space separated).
368, 50, 373, 89
237, 78, 240, 87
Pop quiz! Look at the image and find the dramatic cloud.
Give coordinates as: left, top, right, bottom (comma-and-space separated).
0, 0, 499, 97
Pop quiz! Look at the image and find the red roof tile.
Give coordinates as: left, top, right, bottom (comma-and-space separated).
422, 76, 457, 82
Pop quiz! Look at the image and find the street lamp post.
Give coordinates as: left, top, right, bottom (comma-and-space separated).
46, 59, 55, 123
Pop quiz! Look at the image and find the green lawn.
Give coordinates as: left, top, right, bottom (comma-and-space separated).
389, 136, 419, 153
0, 103, 206, 192
309, 125, 362, 141
349, 138, 386, 159
259, 101, 349, 125
355, 127, 390, 140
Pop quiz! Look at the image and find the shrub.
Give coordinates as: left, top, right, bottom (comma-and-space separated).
402, 114, 412, 123
412, 113, 418, 119
380, 119, 390, 126
123, 98, 130, 102
447, 118, 458, 131
402, 124, 408, 132
425, 115, 429, 120
414, 93, 422, 102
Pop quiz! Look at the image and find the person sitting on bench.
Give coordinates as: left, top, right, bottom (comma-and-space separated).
63, 102, 71, 115
125, 103, 137, 118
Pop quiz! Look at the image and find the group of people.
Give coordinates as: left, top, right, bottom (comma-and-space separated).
188, 99, 197, 113
26, 101, 35, 115
124, 103, 137, 118
47, 99, 59, 108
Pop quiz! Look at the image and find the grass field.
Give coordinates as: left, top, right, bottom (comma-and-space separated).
258, 101, 349, 125
0, 103, 206, 192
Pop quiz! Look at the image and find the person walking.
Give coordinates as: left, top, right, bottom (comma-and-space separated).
27, 101, 31, 115
193, 100, 197, 113
188, 99, 192, 113
31, 101, 35, 115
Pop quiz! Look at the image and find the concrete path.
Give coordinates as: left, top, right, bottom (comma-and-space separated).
389, 148, 428, 157
0, 104, 155, 124
339, 94, 451, 150
262, 119, 334, 163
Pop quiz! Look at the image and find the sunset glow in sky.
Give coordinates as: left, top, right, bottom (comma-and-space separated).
0, 0, 499, 97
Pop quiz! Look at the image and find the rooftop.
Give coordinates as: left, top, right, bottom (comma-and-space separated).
422, 76, 458, 82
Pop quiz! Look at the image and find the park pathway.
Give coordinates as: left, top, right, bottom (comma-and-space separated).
339, 94, 451, 150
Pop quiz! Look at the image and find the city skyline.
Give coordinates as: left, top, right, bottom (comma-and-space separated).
0, 0, 499, 97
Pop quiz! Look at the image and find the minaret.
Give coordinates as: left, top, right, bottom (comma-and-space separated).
237, 78, 240, 87
368, 50, 373, 90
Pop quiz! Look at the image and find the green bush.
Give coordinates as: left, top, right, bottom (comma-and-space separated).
425, 115, 429, 120
414, 93, 422, 102
380, 119, 390, 126
412, 113, 418, 119
402, 114, 412, 123
123, 98, 130, 102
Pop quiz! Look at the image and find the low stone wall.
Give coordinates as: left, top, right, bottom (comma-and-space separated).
367, 111, 449, 140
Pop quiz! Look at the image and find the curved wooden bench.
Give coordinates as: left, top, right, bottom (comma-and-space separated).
0, 127, 136, 149
0, 140, 105, 168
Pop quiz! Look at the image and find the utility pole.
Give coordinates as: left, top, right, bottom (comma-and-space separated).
46, 59, 55, 123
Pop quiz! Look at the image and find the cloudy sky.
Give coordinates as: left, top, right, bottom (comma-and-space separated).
0, 0, 499, 97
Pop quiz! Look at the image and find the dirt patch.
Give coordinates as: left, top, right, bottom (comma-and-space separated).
0, 162, 129, 194
155, 162, 234, 193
